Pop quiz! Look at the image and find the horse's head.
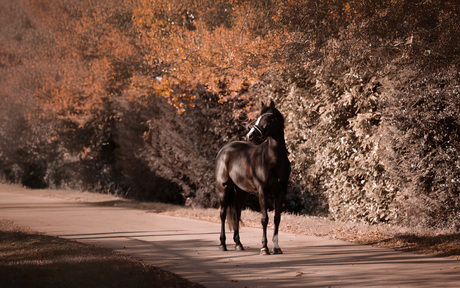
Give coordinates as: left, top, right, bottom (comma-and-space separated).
246, 100, 285, 143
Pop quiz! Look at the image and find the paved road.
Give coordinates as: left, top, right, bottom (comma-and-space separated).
1, 185, 459, 287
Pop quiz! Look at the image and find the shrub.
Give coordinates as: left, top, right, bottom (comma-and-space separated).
0, 0, 458, 229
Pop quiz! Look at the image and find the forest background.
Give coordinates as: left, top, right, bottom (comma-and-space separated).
0, 0, 459, 229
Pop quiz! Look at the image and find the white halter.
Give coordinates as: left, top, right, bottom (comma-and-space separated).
247, 113, 273, 139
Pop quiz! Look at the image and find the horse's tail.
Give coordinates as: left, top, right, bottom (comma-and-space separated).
226, 187, 240, 231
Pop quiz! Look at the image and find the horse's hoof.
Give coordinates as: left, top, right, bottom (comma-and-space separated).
272, 248, 283, 254
219, 245, 228, 251
260, 248, 270, 255
235, 244, 245, 251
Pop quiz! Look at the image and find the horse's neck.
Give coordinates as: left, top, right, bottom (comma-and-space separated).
267, 133, 288, 156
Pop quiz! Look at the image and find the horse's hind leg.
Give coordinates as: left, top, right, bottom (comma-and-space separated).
233, 187, 244, 251
218, 181, 229, 251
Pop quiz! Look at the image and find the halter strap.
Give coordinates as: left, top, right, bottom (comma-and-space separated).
252, 124, 264, 135
249, 113, 273, 136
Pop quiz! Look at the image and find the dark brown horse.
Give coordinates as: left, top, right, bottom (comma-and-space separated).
215, 100, 290, 255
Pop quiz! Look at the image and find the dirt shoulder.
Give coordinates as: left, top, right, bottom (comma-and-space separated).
0, 218, 204, 288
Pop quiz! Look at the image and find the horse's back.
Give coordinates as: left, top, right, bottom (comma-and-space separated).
216, 141, 254, 164
217, 141, 255, 156
217, 141, 253, 165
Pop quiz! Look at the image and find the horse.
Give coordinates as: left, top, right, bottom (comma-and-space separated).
215, 100, 291, 255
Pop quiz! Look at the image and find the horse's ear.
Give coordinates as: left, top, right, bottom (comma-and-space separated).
261, 101, 267, 109
270, 100, 276, 108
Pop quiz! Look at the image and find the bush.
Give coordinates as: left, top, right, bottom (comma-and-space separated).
0, 0, 459, 229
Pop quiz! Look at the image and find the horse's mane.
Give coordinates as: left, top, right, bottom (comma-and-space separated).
261, 105, 285, 129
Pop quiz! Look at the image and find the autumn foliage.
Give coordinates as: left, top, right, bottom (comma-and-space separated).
0, 0, 459, 229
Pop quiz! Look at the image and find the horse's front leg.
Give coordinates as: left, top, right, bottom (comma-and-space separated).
273, 160, 290, 254
272, 193, 284, 254
259, 192, 270, 255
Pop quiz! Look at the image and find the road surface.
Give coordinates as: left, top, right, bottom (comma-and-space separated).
0, 184, 459, 287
